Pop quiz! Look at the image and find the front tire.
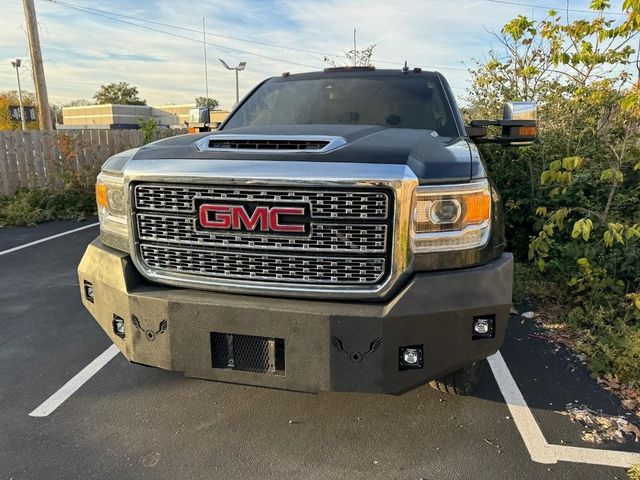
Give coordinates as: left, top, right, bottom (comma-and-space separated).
429, 362, 481, 396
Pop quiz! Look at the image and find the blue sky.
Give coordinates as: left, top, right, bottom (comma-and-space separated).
0, 0, 628, 110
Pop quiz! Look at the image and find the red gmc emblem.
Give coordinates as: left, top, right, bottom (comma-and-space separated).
198, 203, 306, 233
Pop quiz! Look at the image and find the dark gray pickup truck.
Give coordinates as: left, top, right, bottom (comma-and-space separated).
78, 67, 536, 395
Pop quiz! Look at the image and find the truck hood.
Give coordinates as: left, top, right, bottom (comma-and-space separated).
130, 124, 486, 183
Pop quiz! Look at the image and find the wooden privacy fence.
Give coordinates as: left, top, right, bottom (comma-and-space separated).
0, 128, 186, 196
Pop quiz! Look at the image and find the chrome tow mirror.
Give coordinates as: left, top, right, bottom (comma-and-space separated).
466, 101, 538, 147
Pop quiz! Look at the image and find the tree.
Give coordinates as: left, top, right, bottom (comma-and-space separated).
63, 99, 93, 107
93, 82, 146, 105
0, 90, 38, 130
469, 2, 640, 383
195, 96, 219, 110
324, 43, 378, 68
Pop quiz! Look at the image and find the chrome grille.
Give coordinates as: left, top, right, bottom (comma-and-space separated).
133, 183, 392, 287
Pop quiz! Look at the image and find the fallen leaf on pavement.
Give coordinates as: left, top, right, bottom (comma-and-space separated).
623, 423, 640, 442
562, 405, 640, 444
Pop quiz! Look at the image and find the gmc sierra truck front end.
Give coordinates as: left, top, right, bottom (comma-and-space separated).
79, 68, 535, 394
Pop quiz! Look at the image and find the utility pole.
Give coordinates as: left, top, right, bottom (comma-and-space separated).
353, 28, 357, 66
203, 17, 209, 102
22, 0, 53, 132
11, 59, 26, 131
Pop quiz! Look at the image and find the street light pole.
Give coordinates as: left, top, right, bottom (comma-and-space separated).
11, 59, 26, 131
235, 69, 239, 104
219, 59, 247, 107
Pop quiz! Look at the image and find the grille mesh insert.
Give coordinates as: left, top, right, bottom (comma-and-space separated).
135, 184, 389, 219
137, 213, 387, 253
140, 244, 386, 284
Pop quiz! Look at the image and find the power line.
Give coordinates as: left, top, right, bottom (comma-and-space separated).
46, 0, 322, 69
482, 0, 626, 16
45, 0, 469, 72
52, 0, 335, 58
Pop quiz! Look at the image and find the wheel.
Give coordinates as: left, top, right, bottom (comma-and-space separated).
429, 362, 481, 396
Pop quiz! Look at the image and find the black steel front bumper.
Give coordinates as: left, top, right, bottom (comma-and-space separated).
78, 239, 513, 394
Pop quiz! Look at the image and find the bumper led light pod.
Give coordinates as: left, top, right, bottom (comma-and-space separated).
112, 314, 126, 339
472, 315, 495, 339
399, 345, 423, 370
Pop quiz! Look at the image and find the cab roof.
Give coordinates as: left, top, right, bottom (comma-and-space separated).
275, 68, 440, 82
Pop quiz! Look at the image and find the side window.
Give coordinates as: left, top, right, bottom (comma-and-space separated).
427, 80, 456, 136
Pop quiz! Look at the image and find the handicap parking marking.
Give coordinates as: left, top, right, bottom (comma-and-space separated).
29, 344, 119, 417
0, 222, 99, 256
488, 351, 640, 468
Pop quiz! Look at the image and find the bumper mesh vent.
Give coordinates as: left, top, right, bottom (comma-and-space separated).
211, 332, 285, 375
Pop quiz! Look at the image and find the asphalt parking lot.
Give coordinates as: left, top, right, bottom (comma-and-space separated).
1, 220, 639, 479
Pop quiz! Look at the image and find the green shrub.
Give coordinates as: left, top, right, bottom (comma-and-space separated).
138, 116, 158, 145
0, 132, 98, 227
0, 188, 96, 227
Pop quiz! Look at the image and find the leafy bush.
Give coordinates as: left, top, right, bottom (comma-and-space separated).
0, 132, 98, 227
468, 4, 640, 384
138, 116, 158, 145
0, 188, 96, 226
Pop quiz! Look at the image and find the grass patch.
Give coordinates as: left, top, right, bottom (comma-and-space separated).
0, 188, 96, 227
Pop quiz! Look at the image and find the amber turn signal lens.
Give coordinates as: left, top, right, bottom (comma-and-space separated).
518, 126, 537, 137
463, 192, 491, 224
96, 183, 109, 209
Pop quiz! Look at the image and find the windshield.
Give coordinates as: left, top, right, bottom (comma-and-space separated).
224, 75, 459, 136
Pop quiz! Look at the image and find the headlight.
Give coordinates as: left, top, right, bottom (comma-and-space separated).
96, 172, 129, 252
413, 179, 491, 253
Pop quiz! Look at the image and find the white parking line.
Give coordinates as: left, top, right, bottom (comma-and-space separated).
0, 222, 99, 256
29, 344, 119, 417
488, 351, 640, 468
24, 327, 640, 468
487, 351, 556, 463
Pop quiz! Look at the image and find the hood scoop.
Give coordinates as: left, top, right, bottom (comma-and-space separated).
196, 134, 346, 153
